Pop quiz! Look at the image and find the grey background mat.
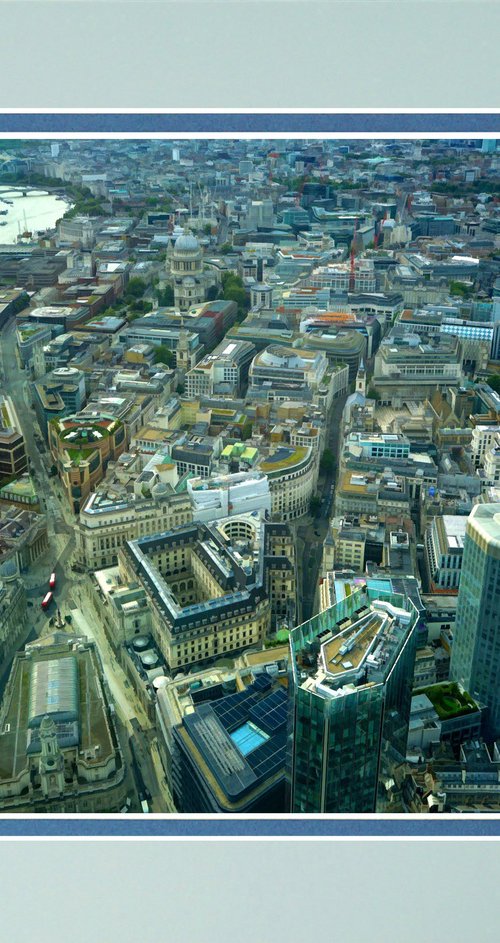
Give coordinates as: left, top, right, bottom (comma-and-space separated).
0, 2, 498, 109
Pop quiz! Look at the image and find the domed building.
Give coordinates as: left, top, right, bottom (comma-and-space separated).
168, 228, 218, 312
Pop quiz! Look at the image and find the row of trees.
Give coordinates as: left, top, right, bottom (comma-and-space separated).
220, 271, 250, 322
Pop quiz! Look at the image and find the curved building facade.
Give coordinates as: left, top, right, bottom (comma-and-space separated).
49, 414, 127, 513
259, 445, 317, 521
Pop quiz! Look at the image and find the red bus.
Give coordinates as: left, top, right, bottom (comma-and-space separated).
41, 592, 53, 610
49, 572, 56, 590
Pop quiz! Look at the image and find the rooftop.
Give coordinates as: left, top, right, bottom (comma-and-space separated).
466, 502, 500, 559
259, 445, 308, 475
291, 589, 417, 698
0, 637, 114, 781
414, 682, 479, 720
173, 673, 287, 809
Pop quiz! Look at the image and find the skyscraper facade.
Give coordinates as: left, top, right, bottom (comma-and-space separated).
287, 588, 418, 813
450, 503, 500, 739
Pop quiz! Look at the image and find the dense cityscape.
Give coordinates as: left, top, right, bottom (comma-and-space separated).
0, 136, 498, 814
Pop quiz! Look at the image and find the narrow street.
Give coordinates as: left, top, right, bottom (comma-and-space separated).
296, 392, 347, 624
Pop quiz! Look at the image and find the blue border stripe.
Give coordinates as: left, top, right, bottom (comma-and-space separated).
0, 113, 498, 133
0, 819, 499, 837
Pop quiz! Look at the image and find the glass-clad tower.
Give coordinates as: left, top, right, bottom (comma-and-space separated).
287, 588, 418, 813
450, 503, 500, 739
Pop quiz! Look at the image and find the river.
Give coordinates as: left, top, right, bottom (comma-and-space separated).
0, 186, 72, 244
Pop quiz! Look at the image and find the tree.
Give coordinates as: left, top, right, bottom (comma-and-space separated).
310, 495, 322, 516
240, 420, 253, 441
206, 284, 220, 302
367, 385, 382, 401
153, 345, 176, 368
219, 242, 232, 255
203, 224, 212, 236
125, 277, 147, 299
129, 299, 153, 315
156, 284, 175, 307
221, 271, 250, 320
320, 448, 335, 474
487, 374, 500, 394
449, 280, 472, 298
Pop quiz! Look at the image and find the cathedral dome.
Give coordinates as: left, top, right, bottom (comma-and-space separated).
174, 229, 200, 253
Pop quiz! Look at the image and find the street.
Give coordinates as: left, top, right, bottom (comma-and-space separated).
296, 392, 347, 623
0, 315, 171, 812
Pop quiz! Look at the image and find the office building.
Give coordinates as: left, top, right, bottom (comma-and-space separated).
450, 503, 500, 738
288, 588, 418, 812
185, 339, 255, 399
33, 368, 87, 440
75, 485, 192, 571
0, 576, 28, 671
122, 318, 201, 369
156, 659, 288, 812
119, 514, 273, 672
0, 396, 28, 482
345, 432, 411, 461
259, 445, 317, 521
48, 413, 127, 513
424, 515, 467, 593
248, 346, 346, 411
373, 334, 464, 404
187, 471, 271, 522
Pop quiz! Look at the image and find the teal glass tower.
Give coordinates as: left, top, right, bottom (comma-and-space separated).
450, 503, 500, 739
287, 588, 418, 813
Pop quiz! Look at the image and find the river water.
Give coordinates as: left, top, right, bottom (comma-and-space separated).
0, 187, 72, 244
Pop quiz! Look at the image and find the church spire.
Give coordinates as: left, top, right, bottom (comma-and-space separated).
356, 358, 366, 396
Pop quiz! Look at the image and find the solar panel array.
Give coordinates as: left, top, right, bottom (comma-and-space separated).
182, 675, 289, 798
248, 687, 288, 735
246, 728, 287, 782
213, 674, 273, 732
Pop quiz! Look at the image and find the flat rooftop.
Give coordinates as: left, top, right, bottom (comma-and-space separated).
294, 595, 416, 696
321, 610, 383, 677
0, 642, 114, 781
466, 502, 500, 558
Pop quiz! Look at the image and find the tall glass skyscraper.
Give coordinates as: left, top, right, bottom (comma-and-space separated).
450, 503, 500, 739
287, 588, 418, 813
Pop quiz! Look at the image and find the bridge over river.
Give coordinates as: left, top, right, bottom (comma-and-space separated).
0, 185, 67, 198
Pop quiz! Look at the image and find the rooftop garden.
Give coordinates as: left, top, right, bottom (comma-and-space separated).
60, 420, 116, 447
260, 445, 308, 472
18, 326, 43, 340
64, 448, 95, 465
415, 682, 479, 720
